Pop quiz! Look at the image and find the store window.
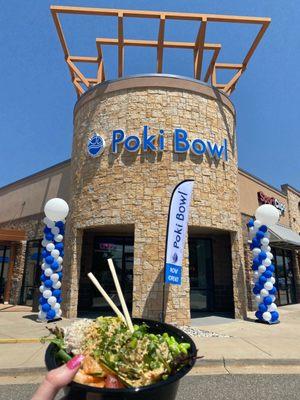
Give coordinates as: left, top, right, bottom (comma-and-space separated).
0, 245, 10, 303
273, 248, 296, 306
90, 236, 134, 311
20, 240, 42, 305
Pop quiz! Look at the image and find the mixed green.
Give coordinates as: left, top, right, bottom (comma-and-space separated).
46, 316, 193, 388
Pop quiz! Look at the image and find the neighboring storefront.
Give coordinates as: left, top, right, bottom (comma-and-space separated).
0, 6, 299, 325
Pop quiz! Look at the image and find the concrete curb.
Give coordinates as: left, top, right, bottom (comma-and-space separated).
195, 358, 300, 367
0, 359, 300, 376
0, 338, 41, 344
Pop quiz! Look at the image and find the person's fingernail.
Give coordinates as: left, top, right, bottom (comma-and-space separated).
67, 354, 85, 370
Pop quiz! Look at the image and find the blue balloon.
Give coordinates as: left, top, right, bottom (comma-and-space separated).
259, 225, 268, 233
42, 250, 50, 259
264, 296, 273, 306
271, 311, 279, 322
252, 264, 259, 271
56, 296, 62, 303
51, 261, 59, 271
53, 289, 61, 298
258, 303, 268, 313
256, 231, 264, 240
42, 303, 51, 312
269, 287, 277, 295
263, 270, 272, 279
253, 257, 260, 267
259, 276, 267, 285
255, 310, 263, 320
55, 243, 64, 251
60, 250, 64, 257
44, 279, 53, 288
44, 227, 51, 234
57, 272, 63, 279
268, 264, 275, 273
46, 309, 56, 320
45, 255, 54, 265
39, 297, 47, 305
59, 228, 65, 235
55, 221, 64, 229
253, 286, 261, 295
247, 218, 254, 228
258, 251, 267, 261
45, 233, 54, 241
40, 274, 47, 282
252, 238, 260, 248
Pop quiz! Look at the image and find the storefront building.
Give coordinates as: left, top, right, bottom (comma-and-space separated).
0, 7, 299, 325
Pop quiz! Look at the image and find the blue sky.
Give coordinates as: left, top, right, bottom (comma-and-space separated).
0, 0, 299, 190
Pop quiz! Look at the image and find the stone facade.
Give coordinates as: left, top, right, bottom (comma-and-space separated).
64, 75, 246, 324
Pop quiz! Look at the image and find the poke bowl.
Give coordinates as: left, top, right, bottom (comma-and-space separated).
45, 317, 197, 400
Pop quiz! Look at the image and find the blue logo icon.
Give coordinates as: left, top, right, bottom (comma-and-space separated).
87, 133, 105, 157
172, 253, 178, 263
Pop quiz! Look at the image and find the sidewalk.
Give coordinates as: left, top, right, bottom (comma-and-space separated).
0, 304, 300, 375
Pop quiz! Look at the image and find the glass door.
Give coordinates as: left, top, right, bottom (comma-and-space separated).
91, 236, 134, 311
189, 238, 214, 311
20, 241, 42, 305
0, 245, 10, 303
273, 248, 296, 306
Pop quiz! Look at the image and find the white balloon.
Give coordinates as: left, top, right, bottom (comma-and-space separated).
41, 263, 47, 271
39, 285, 45, 293
254, 220, 262, 229
48, 296, 57, 306
52, 281, 61, 289
261, 238, 270, 246
38, 311, 47, 321
50, 273, 59, 282
54, 234, 63, 243
53, 303, 61, 311
264, 281, 273, 291
57, 309, 62, 317
249, 228, 256, 238
255, 204, 280, 226
269, 277, 276, 284
51, 227, 60, 235
252, 248, 261, 256
41, 239, 48, 247
51, 249, 60, 259
270, 294, 276, 302
44, 268, 53, 277
46, 243, 55, 252
262, 258, 272, 267
43, 290, 52, 299
44, 198, 69, 222
267, 246, 271, 252
43, 217, 52, 225
260, 288, 269, 297
255, 295, 263, 303
261, 245, 269, 252
57, 257, 63, 265
56, 264, 63, 272
266, 252, 273, 260
265, 232, 271, 239
47, 220, 56, 229
268, 303, 277, 312
258, 265, 266, 274
262, 311, 272, 322
253, 271, 259, 279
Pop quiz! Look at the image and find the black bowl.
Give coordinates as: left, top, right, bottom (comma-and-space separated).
45, 318, 197, 400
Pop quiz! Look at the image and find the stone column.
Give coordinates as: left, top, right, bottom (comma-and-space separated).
231, 230, 247, 319
9, 240, 27, 304
292, 251, 300, 303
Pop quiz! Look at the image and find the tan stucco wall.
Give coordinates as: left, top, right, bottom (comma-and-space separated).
63, 75, 246, 324
0, 161, 70, 224
238, 169, 289, 226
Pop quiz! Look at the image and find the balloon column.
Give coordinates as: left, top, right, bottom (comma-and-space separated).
247, 204, 280, 324
38, 198, 69, 321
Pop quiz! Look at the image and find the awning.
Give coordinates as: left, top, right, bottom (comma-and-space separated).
0, 229, 27, 242
269, 224, 300, 248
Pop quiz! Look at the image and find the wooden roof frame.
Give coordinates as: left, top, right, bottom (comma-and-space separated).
50, 5, 271, 98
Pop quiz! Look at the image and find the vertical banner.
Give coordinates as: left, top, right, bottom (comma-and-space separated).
164, 180, 194, 285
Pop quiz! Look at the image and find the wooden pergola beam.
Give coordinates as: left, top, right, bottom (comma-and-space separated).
96, 38, 221, 50
96, 44, 105, 83
223, 68, 243, 93
66, 58, 90, 88
204, 47, 221, 82
157, 15, 165, 73
194, 18, 207, 80
51, 5, 271, 25
118, 13, 124, 78
69, 56, 99, 63
215, 63, 243, 69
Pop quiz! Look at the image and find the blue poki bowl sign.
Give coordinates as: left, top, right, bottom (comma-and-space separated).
87, 133, 105, 157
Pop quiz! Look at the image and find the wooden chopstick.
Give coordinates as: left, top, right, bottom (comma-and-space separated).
87, 272, 126, 323
107, 258, 134, 333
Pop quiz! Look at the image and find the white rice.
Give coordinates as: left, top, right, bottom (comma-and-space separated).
63, 319, 93, 354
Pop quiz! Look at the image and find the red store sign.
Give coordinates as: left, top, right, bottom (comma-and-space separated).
257, 191, 286, 215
